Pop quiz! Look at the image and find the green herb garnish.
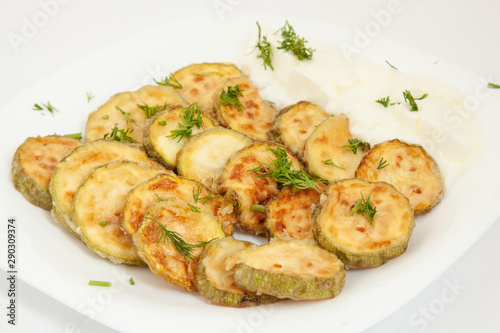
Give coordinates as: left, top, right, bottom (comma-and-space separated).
350, 192, 377, 225
385, 60, 398, 70
167, 103, 205, 142
193, 180, 220, 205
144, 216, 215, 261
99, 221, 107, 227
376, 96, 391, 108
103, 123, 137, 143
277, 21, 314, 60
155, 73, 183, 89
488, 82, 500, 89
321, 159, 345, 170
250, 204, 266, 212
65, 133, 82, 140
137, 102, 168, 119
33, 102, 58, 115
158, 120, 167, 126
116, 106, 137, 127
377, 157, 389, 170
255, 21, 274, 70
249, 145, 327, 193
342, 139, 370, 155
88, 280, 112, 287
129, 277, 135, 285
86, 91, 94, 103
219, 85, 244, 111
403, 90, 427, 111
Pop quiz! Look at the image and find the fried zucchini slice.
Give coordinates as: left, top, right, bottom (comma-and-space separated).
227, 239, 346, 300
304, 114, 368, 182
355, 139, 444, 215
85, 85, 189, 144
265, 183, 325, 240
73, 161, 166, 265
270, 101, 329, 161
176, 127, 253, 191
195, 237, 279, 307
213, 75, 278, 141
143, 104, 217, 169
122, 173, 235, 236
170, 62, 242, 112
11, 135, 81, 210
133, 200, 226, 292
49, 139, 158, 235
312, 178, 415, 269
217, 141, 303, 236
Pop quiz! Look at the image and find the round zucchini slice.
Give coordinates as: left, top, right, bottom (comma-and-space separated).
213, 75, 278, 141
176, 126, 253, 191
228, 239, 346, 300
73, 160, 166, 265
170, 62, 242, 112
195, 237, 279, 307
143, 104, 217, 169
312, 178, 415, 269
217, 141, 303, 236
133, 200, 226, 292
85, 85, 188, 144
355, 139, 444, 215
265, 183, 325, 240
122, 173, 236, 236
304, 114, 368, 182
49, 139, 158, 235
270, 101, 329, 161
11, 135, 81, 210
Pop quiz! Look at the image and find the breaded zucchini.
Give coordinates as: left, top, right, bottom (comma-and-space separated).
265, 183, 325, 240
170, 62, 242, 112
213, 75, 278, 141
85, 85, 188, 144
176, 127, 253, 191
355, 139, 444, 215
217, 141, 303, 236
270, 101, 329, 161
312, 178, 415, 269
195, 237, 279, 307
122, 173, 235, 236
143, 104, 217, 169
133, 200, 226, 292
73, 161, 166, 265
49, 139, 158, 235
304, 114, 368, 182
227, 239, 346, 300
11, 135, 81, 210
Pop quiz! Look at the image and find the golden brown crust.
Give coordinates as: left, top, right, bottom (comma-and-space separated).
355, 139, 444, 215
217, 141, 303, 236
11, 135, 81, 210
312, 178, 415, 269
171, 62, 242, 113
213, 76, 278, 141
270, 101, 329, 161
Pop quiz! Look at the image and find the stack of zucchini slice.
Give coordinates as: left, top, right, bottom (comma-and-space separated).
11, 61, 444, 308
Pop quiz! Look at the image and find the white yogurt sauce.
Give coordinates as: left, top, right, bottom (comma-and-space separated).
240, 29, 481, 187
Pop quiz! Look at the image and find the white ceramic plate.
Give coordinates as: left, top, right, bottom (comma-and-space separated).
1, 15, 500, 333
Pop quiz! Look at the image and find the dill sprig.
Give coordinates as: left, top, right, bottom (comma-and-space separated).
342, 139, 370, 155
249, 145, 327, 193
33, 102, 58, 116
403, 90, 428, 111
86, 91, 94, 103
277, 21, 314, 60
103, 123, 137, 143
144, 216, 215, 261
167, 103, 205, 142
115, 106, 137, 127
219, 85, 244, 111
376, 96, 391, 108
377, 157, 390, 170
321, 159, 346, 170
137, 101, 168, 119
385, 60, 398, 70
254, 21, 274, 70
350, 191, 377, 225
193, 180, 220, 205
488, 82, 500, 89
155, 73, 183, 89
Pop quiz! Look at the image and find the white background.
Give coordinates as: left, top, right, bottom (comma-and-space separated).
1, 0, 499, 332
